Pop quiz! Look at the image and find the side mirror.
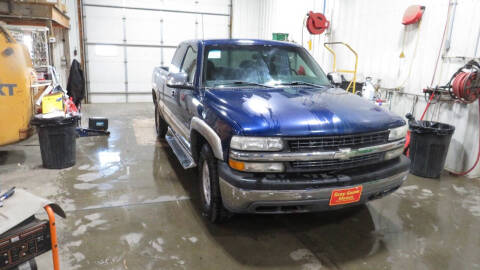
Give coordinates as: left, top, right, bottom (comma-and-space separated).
327, 72, 342, 86
166, 72, 189, 88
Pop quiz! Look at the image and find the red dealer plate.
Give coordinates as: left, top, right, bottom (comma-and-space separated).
329, 186, 363, 206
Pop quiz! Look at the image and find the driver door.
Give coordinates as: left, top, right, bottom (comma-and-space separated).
163, 44, 189, 139
177, 45, 198, 136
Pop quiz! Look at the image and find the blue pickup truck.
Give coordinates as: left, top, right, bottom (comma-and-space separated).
152, 39, 410, 223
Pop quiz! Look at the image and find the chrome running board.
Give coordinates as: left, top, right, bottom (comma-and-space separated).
165, 127, 196, 169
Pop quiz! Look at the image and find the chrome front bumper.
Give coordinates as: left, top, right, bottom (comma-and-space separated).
219, 171, 409, 214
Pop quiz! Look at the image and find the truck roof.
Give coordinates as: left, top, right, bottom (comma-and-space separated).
197, 39, 300, 48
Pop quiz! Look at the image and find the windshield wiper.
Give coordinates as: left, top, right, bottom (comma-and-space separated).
217, 81, 274, 88
274, 81, 327, 88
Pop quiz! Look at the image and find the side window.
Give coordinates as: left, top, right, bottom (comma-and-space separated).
169, 45, 186, 73
181, 46, 197, 84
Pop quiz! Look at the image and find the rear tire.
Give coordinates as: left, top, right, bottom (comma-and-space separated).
155, 105, 167, 139
198, 144, 230, 223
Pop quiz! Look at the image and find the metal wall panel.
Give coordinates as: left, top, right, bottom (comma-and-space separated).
161, 12, 199, 45
123, 9, 162, 46
66, 0, 81, 63
84, 6, 124, 44
86, 44, 125, 94
84, 0, 230, 14
201, 15, 230, 39
329, 0, 480, 177
51, 28, 68, 87
82, 0, 231, 103
126, 47, 162, 93
232, 0, 480, 177
231, 0, 261, 39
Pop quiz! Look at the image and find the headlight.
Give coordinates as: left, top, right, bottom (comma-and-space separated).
230, 136, 283, 151
229, 159, 284, 172
388, 125, 407, 141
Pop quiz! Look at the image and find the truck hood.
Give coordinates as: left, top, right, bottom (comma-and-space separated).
205, 87, 405, 136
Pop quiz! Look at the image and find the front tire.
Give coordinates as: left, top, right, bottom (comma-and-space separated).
198, 144, 230, 223
155, 105, 167, 139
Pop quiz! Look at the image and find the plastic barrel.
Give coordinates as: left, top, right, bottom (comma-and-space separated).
31, 116, 78, 169
408, 120, 455, 178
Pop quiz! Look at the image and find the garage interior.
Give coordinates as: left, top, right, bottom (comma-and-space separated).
1, 0, 480, 269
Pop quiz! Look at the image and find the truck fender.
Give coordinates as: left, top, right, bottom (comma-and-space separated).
190, 117, 223, 161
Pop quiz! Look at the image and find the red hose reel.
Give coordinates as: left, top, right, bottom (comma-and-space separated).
306, 11, 330, 35
451, 71, 480, 103
402, 5, 425, 25
447, 61, 480, 176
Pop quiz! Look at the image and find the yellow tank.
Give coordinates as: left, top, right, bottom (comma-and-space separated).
0, 25, 34, 146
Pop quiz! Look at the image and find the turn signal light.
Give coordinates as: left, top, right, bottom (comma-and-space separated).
229, 159, 245, 171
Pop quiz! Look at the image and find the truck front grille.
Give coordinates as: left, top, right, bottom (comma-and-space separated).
290, 153, 383, 172
286, 131, 389, 152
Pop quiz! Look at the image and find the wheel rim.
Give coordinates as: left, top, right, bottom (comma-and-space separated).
202, 161, 211, 208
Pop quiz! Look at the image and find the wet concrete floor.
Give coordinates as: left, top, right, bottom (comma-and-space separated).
1, 103, 480, 270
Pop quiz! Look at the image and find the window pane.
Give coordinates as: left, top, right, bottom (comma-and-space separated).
181, 46, 197, 84
170, 45, 186, 73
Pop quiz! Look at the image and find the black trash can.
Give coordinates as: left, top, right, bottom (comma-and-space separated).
408, 119, 455, 178
31, 116, 78, 169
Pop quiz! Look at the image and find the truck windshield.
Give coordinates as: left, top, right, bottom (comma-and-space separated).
203, 45, 330, 88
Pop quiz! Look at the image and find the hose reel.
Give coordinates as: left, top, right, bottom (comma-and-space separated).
449, 60, 480, 103
306, 11, 330, 35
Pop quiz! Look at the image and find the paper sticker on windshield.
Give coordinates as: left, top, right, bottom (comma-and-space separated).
208, 50, 221, 59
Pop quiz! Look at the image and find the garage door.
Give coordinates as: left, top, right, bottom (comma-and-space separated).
82, 0, 231, 103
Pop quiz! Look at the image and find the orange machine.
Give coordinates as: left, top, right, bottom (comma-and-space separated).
0, 188, 65, 270
0, 24, 35, 146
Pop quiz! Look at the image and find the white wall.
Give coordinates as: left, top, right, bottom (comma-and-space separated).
66, 0, 82, 63
51, 27, 68, 87
329, 0, 480, 178
232, 0, 261, 39
232, 0, 480, 177
232, 0, 326, 59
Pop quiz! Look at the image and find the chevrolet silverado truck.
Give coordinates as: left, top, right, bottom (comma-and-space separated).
152, 39, 410, 223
